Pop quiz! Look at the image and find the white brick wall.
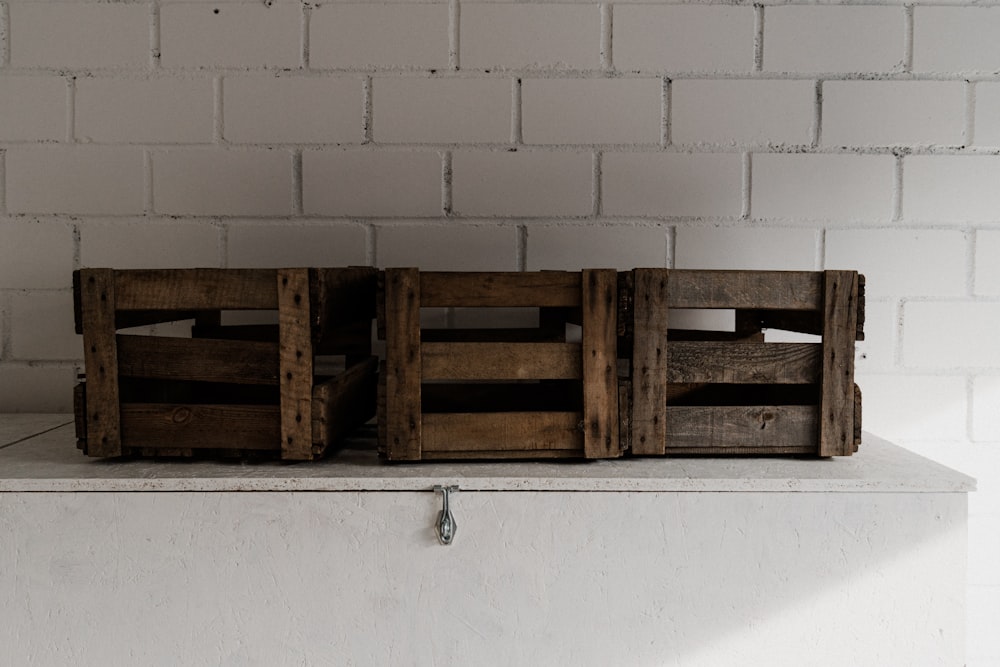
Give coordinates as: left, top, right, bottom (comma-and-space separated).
2, 2, 999, 659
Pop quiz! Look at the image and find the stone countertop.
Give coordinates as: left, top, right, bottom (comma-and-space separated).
0, 414, 976, 493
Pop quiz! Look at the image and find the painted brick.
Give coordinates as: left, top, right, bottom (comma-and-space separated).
976, 231, 1000, 296
613, 6, 754, 73
80, 221, 222, 269
6, 147, 145, 215
8, 4, 150, 68
973, 376, 1000, 442
914, 7, 1000, 73
975, 84, 1000, 147
525, 224, 668, 270
302, 150, 442, 217
0, 221, 74, 289
853, 299, 895, 373
822, 81, 966, 147
825, 229, 967, 298
0, 76, 66, 141
602, 153, 742, 218
227, 223, 367, 268
373, 78, 511, 144
904, 301, 1000, 368
857, 374, 968, 440
461, 4, 600, 70
521, 78, 661, 145
224, 76, 362, 144
10, 292, 80, 360
675, 227, 816, 271
764, 6, 904, 74
904, 156, 1000, 223
376, 224, 518, 270
0, 366, 77, 412
452, 151, 592, 217
310, 4, 449, 70
752, 154, 894, 221
160, 4, 301, 68
76, 77, 214, 144
671, 80, 813, 146
153, 149, 293, 216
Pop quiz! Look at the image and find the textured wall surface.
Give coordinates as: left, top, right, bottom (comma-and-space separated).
0, 0, 997, 661
0, 490, 968, 666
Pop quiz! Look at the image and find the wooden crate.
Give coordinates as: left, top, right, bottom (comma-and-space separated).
376, 269, 622, 460
73, 267, 378, 459
618, 269, 865, 457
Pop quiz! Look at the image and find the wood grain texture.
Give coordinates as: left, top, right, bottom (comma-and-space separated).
819, 270, 859, 457
120, 404, 280, 450
668, 270, 823, 310
421, 412, 583, 453
116, 335, 279, 385
311, 267, 377, 350
854, 383, 863, 452
114, 269, 278, 311
582, 269, 620, 458
630, 268, 669, 455
278, 269, 315, 460
80, 268, 122, 457
421, 342, 582, 381
421, 272, 581, 307
311, 356, 378, 452
383, 268, 422, 460
665, 405, 819, 452
668, 342, 821, 384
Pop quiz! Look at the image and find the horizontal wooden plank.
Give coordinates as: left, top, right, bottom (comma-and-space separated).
117, 335, 279, 385
667, 271, 823, 310
421, 342, 581, 381
420, 272, 581, 307
421, 412, 583, 452
665, 405, 818, 451
668, 342, 821, 384
114, 269, 278, 311
120, 404, 280, 450
312, 356, 378, 450
419, 449, 584, 460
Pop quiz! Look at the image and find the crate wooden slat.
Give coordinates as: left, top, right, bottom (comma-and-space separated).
74, 267, 378, 460
378, 268, 621, 461
621, 268, 864, 457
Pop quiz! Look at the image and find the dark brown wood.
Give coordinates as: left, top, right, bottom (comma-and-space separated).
116, 335, 279, 385
120, 404, 280, 450
668, 270, 823, 310
421, 412, 583, 453
312, 357, 378, 452
856, 274, 866, 342
630, 268, 669, 455
278, 269, 315, 460
80, 268, 122, 457
582, 269, 620, 458
665, 405, 819, 451
819, 270, 859, 457
114, 269, 278, 311
421, 271, 581, 307
311, 267, 377, 348
854, 383, 863, 452
384, 268, 422, 460
73, 383, 87, 451
421, 327, 563, 343
422, 342, 582, 381
419, 449, 583, 460
668, 342, 821, 384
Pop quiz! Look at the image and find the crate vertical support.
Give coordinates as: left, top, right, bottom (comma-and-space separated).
80, 268, 122, 457
819, 270, 859, 457
582, 269, 621, 459
278, 268, 315, 460
630, 268, 669, 455
384, 268, 422, 461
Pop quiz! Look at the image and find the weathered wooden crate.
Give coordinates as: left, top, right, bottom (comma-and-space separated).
619, 269, 865, 457
73, 267, 378, 459
377, 269, 622, 460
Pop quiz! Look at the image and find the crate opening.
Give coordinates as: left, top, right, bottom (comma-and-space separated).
666, 384, 819, 407
421, 381, 583, 414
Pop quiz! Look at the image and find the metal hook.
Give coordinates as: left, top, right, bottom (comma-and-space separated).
433, 485, 458, 545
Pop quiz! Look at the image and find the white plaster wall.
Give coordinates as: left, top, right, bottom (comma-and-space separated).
0, 491, 967, 666
0, 0, 997, 660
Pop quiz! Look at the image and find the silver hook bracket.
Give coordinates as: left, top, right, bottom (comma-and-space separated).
432, 485, 459, 545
